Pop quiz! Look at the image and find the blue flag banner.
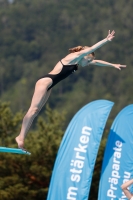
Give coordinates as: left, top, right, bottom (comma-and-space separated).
98, 104, 133, 200
47, 100, 114, 200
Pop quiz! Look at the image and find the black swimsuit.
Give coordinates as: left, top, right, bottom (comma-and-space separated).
43, 60, 78, 90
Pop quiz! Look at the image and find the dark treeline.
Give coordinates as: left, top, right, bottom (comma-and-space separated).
0, 0, 133, 121
0, 102, 66, 200
0, 0, 133, 199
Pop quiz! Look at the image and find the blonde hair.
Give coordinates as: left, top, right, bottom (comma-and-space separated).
69, 45, 95, 57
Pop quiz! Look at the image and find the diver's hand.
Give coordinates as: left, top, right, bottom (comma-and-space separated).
113, 64, 126, 70
106, 30, 115, 41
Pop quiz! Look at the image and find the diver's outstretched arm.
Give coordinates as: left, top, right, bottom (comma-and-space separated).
64, 30, 115, 63
90, 30, 115, 52
90, 60, 126, 70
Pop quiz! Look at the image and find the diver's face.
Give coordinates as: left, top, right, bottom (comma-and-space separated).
80, 55, 94, 67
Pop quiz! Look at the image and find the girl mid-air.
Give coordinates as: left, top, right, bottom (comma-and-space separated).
15, 30, 126, 150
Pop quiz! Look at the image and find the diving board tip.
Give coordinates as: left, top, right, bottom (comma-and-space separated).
0, 147, 31, 155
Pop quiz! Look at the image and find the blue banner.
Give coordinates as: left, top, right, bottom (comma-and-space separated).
47, 100, 114, 200
98, 104, 133, 200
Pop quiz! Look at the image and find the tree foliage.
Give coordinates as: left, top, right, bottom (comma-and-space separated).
0, 102, 66, 200
0, 0, 133, 121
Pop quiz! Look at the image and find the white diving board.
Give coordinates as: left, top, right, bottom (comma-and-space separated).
0, 147, 31, 155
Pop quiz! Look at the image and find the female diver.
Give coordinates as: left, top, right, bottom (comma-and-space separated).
15, 30, 126, 150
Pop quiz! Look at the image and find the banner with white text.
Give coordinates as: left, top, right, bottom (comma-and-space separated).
47, 100, 114, 200
98, 104, 133, 200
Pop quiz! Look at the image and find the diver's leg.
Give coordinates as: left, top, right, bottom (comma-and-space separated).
15, 78, 52, 149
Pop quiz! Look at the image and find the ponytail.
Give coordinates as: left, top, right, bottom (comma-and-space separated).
68, 45, 95, 57
69, 46, 84, 53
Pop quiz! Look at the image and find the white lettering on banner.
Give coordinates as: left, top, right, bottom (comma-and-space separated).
67, 187, 78, 200
66, 126, 92, 200
107, 140, 122, 200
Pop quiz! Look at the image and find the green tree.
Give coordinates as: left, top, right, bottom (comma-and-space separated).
0, 102, 66, 200
0, 101, 23, 146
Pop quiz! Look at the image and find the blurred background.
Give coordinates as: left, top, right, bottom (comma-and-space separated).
0, 0, 133, 199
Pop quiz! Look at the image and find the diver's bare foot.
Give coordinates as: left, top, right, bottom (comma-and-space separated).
15, 136, 25, 150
